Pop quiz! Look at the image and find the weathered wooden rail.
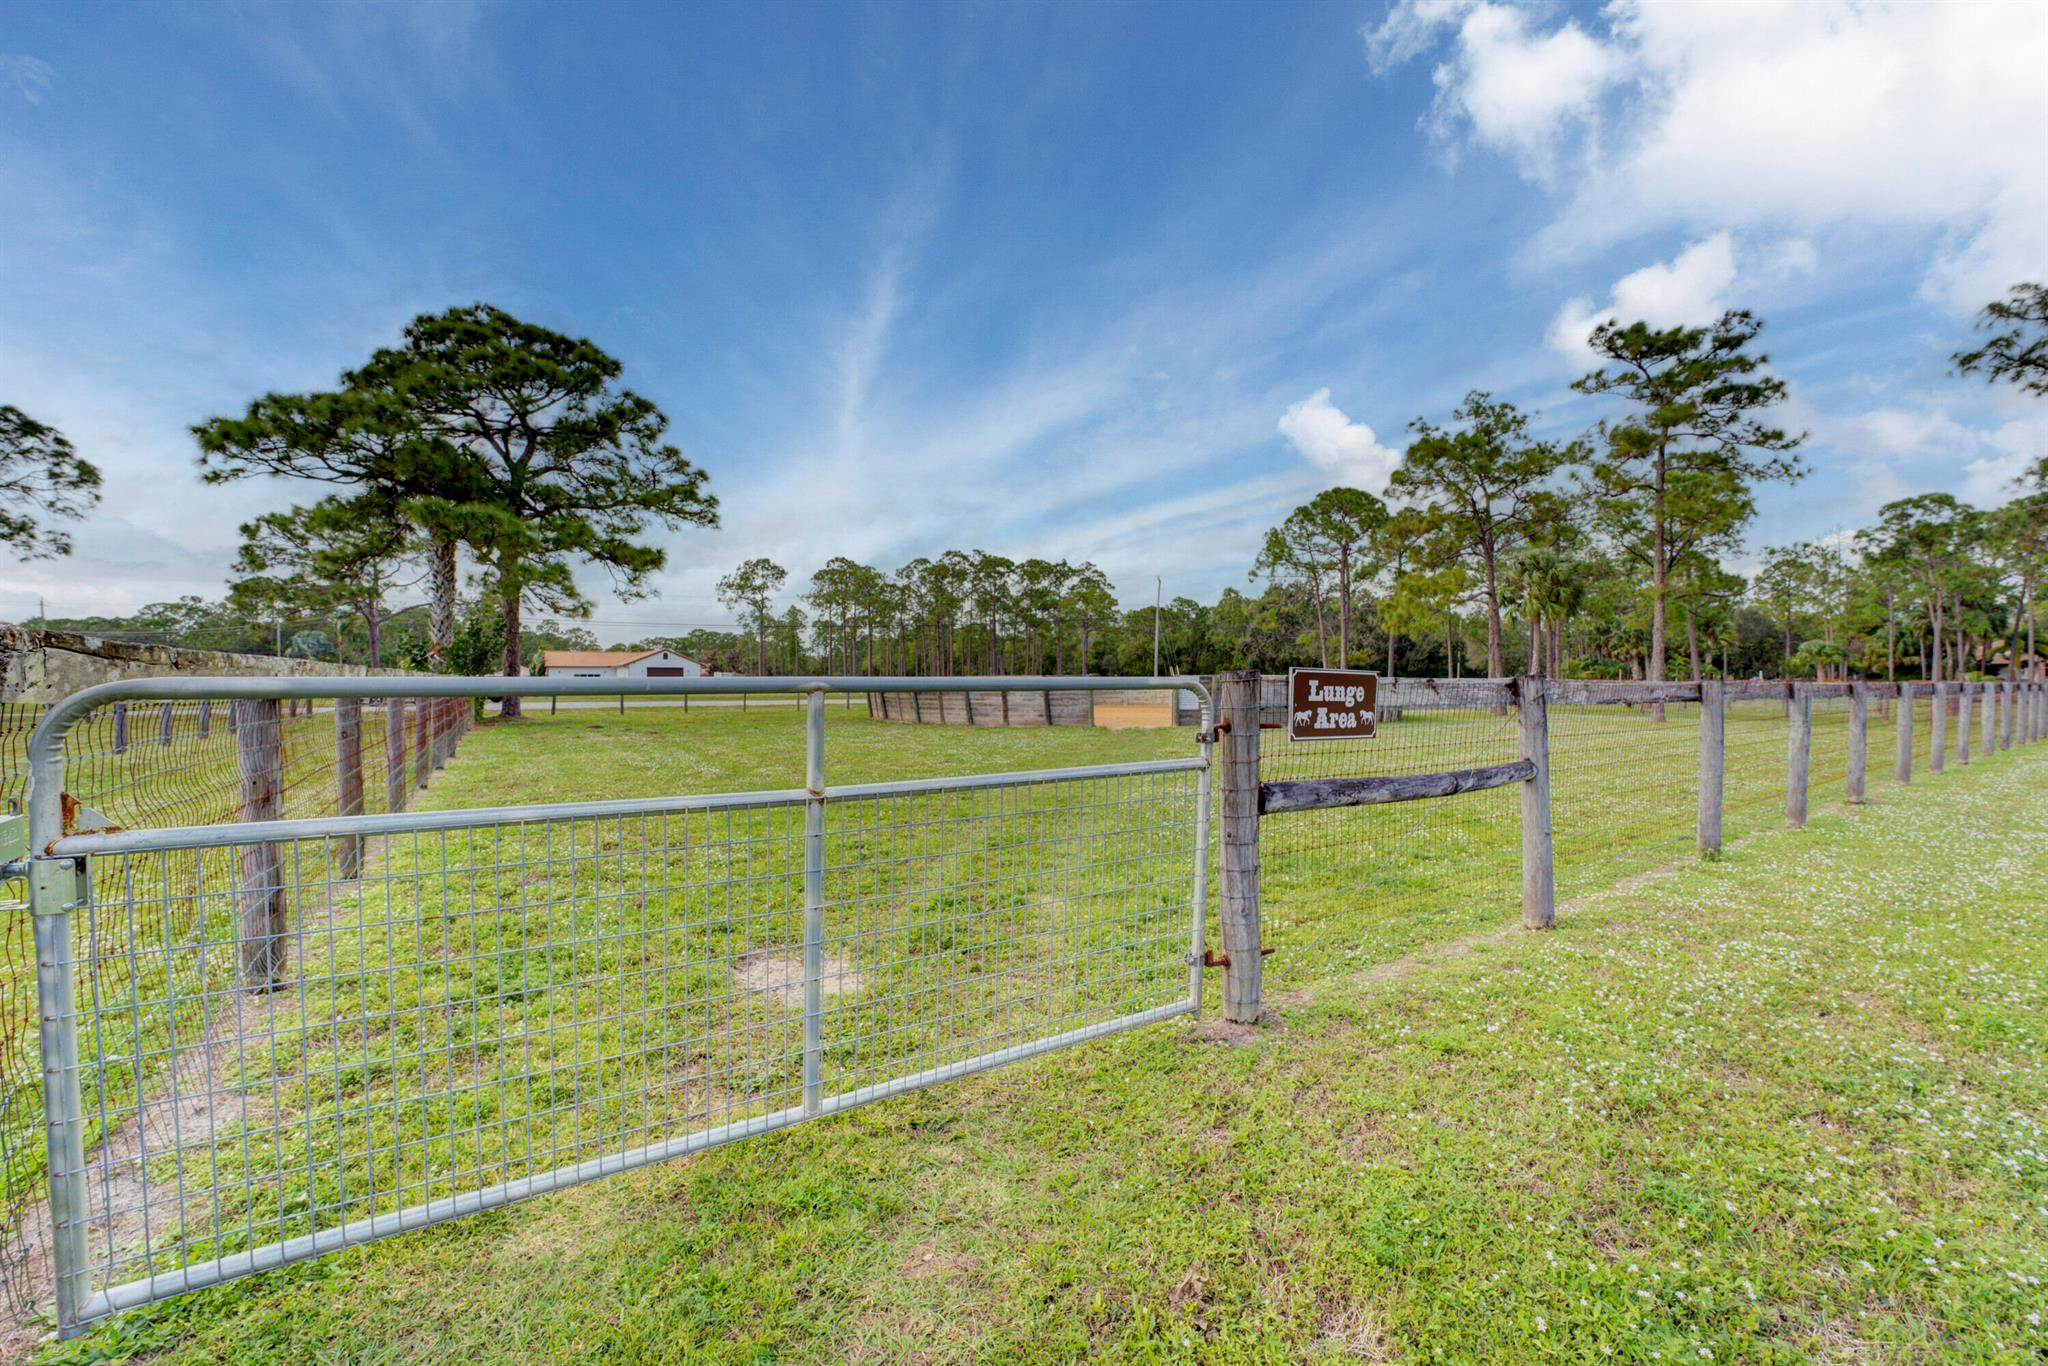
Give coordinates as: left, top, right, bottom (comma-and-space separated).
1259, 759, 1534, 814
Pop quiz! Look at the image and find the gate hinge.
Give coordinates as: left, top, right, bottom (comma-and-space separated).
22, 855, 82, 915
1187, 946, 1275, 969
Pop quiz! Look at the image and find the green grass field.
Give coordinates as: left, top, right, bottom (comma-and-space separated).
24, 701, 2048, 1363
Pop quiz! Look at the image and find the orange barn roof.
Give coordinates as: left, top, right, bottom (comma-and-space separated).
540, 650, 662, 668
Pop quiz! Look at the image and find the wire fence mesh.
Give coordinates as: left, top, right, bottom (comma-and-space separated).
1253, 678, 1521, 972
49, 764, 1196, 1323
1547, 697, 1703, 898
9, 678, 1204, 1336
0, 691, 466, 1338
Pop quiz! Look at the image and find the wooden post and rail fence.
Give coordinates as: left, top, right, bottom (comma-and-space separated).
1209, 672, 2048, 1025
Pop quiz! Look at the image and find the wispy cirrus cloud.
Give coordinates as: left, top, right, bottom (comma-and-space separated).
1, 53, 54, 104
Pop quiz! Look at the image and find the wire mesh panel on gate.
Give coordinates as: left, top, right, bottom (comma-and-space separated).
20, 680, 1204, 1330
0, 694, 432, 1336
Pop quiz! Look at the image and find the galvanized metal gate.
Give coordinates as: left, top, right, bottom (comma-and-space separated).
20, 675, 1210, 1336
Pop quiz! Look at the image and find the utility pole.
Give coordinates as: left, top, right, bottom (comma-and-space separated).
1153, 576, 1162, 676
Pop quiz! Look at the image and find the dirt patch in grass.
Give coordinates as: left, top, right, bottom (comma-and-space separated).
897, 1239, 977, 1283
732, 950, 866, 1005
1187, 1016, 1273, 1045
1316, 1298, 1395, 1362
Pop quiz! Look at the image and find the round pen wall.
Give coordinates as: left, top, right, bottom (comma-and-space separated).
865, 685, 1187, 728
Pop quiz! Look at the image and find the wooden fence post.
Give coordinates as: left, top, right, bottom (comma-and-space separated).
1894, 683, 1913, 784
335, 697, 364, 878
1697, 678, 1724, 852
385, 697, 406, 812
2001, 681, 2015, 750
1216, 670, 1263, 1023
414, 697, 431, 790
1981, 681, 1996, 759
233, 699, 287, 988
1846, 682, 1867, 804
112, 702, 128, 754
197, 700, 212, 738
1929, 682, 1946, 774
158, 702, 175, 747
1957, 681, 1973, 763
1518, 677, 1555, 928
1785, 684, 1810, 829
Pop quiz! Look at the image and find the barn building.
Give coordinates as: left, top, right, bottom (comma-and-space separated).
540, 649, 706, 679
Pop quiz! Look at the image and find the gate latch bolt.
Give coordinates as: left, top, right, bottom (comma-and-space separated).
1188, 946, 1274, 969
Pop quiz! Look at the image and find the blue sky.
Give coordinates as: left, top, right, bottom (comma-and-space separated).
3, 0, 2044, 631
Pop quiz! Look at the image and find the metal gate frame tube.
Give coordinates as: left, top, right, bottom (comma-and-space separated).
802, 685, 826, 1117
30, 856, 90, 1330
47, 758, 1207, 860
1187, 688, 1212, 1013
25, 672, 1212, 1337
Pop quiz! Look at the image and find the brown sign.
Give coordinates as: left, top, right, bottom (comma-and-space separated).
1287, 668, 1378, 741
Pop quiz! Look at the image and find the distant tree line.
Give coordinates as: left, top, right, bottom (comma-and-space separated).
714, 289, 2045, 683
11, 285, 2043, 688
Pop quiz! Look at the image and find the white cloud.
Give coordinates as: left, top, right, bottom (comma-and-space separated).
1831, 406, 1980, 462
1, 54, 55, 104
1546, 232, 1740, 362
1277, 389, 1403, 494
1960, 416, 2048, 504
1545, 230, 1819, 365
1366, 0, 1477, 72
1796, 396, 2048, 515
1425, 4, 1620, 181
1370, 0, 2048, 310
